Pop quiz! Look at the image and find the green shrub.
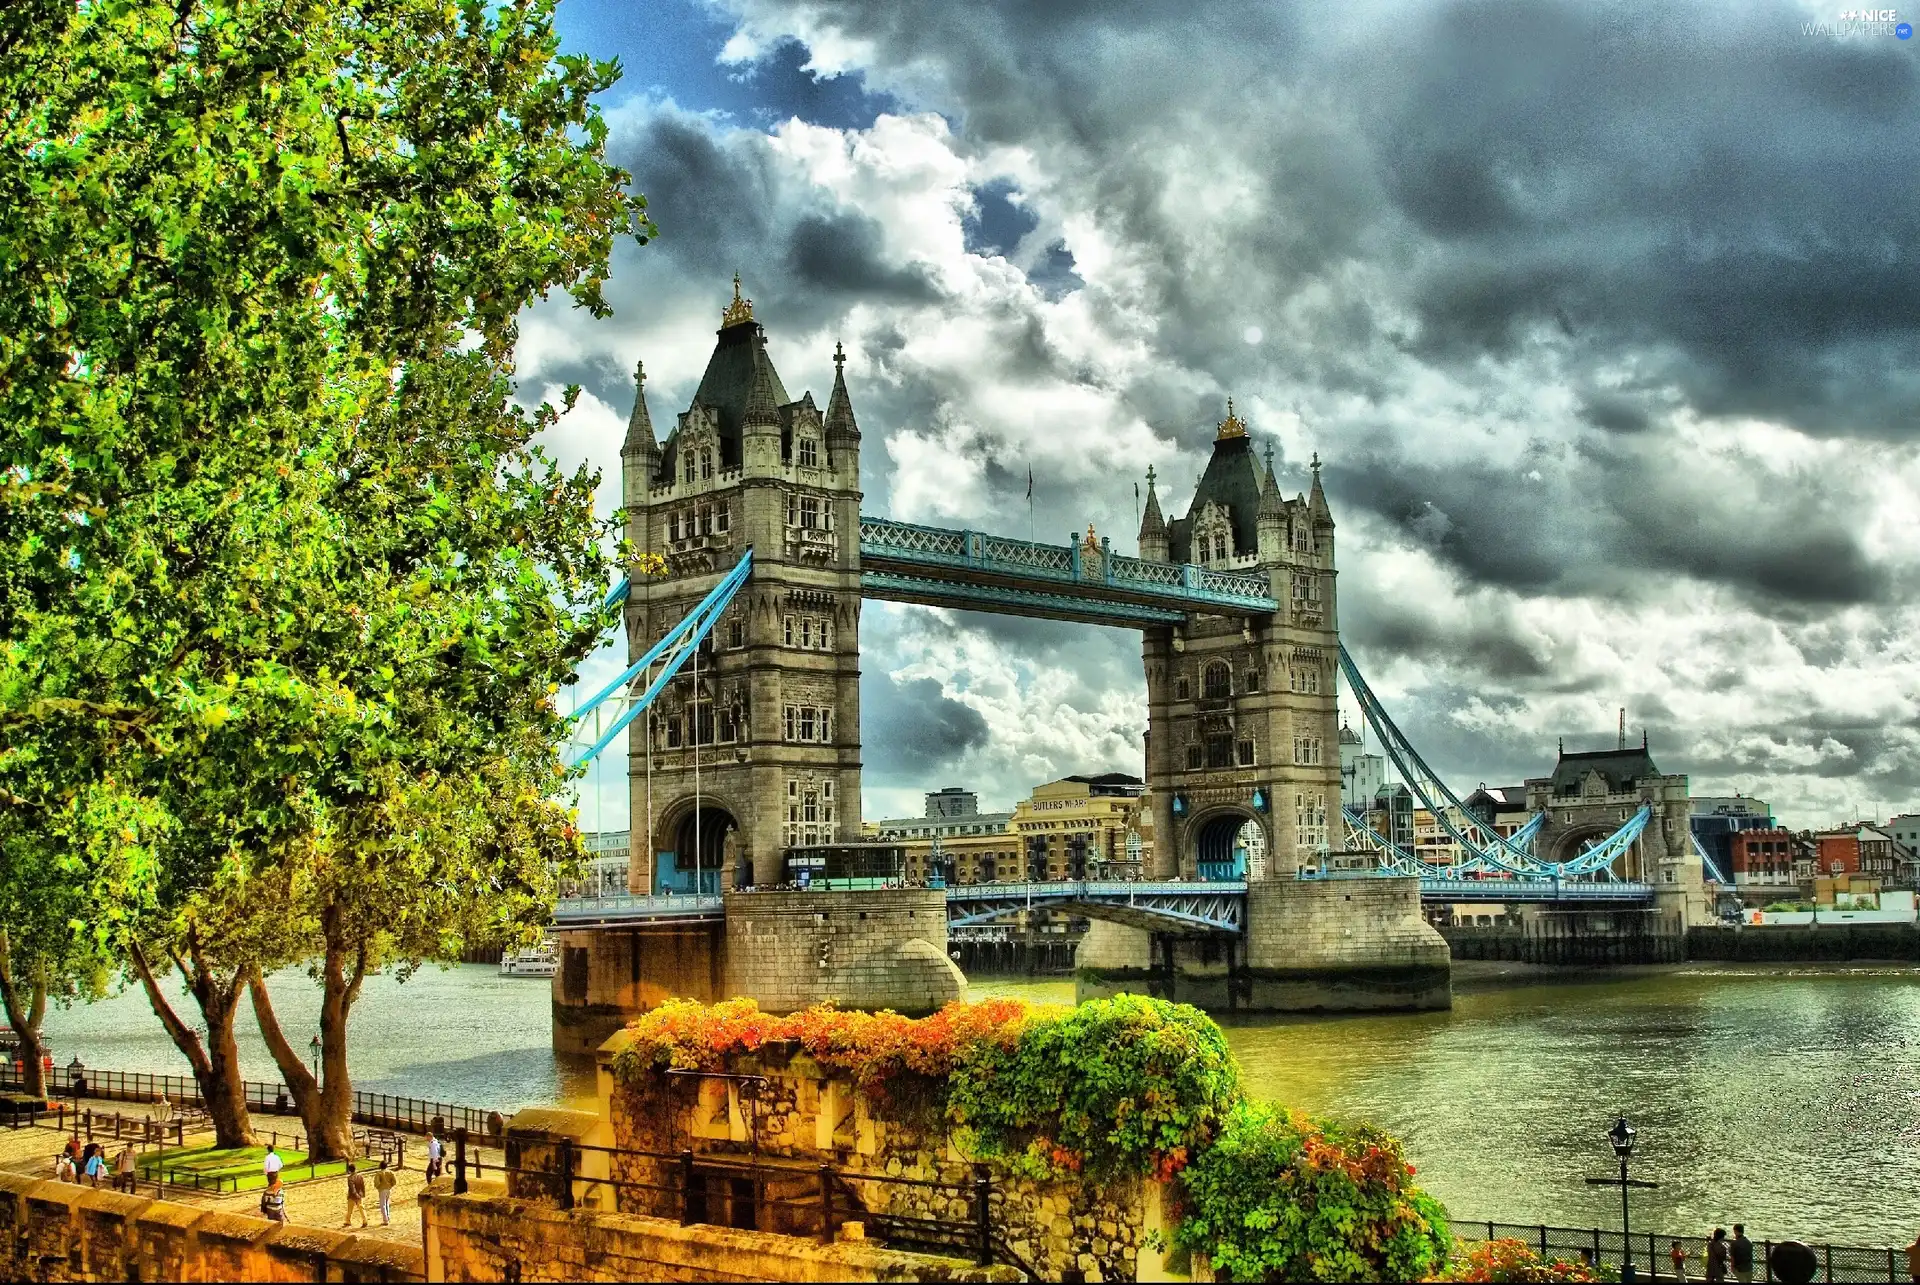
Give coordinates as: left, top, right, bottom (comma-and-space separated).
947, 992, 1242, 1181
1175, 1101, 1450, 1283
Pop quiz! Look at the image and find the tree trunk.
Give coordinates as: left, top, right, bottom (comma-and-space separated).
0, 937, 49, 1100
249, 962, 356, 1161
127, 940, 255, 1148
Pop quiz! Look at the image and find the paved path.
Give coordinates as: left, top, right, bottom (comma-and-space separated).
0, 1096, 501, 1246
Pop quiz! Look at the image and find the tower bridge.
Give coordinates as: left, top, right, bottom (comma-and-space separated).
547, 279, 1707, 1052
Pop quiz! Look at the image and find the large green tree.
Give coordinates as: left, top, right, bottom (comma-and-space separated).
2, 0, 648, 1150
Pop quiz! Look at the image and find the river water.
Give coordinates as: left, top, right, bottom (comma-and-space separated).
41, 963, 1920, 1247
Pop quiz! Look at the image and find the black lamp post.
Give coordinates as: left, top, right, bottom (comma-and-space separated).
308, 1035, 321, 1082
65, 1056, 85, 1098
1609, 1116, 1635, 1277
1587, 1115, 1657, 1284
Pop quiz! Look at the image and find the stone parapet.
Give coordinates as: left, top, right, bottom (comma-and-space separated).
422, 1187, 1022, 1282
0, 1169, 421, 1283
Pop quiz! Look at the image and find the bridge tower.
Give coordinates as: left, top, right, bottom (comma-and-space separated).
1078, 406, 1450, 1012
617, 277, 865, 895
1139, 404, 1341, 881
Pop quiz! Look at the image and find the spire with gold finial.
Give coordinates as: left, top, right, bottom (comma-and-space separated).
721, 271, 755, 327
1216, 397, 1247, 440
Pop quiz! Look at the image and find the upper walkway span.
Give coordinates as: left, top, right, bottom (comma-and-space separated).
857, 516, 1278, 626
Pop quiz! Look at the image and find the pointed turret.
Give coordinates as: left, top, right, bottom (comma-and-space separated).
1256, 440, 1287, 562
1138, 466, 1169, 562
621, 359, 658, 461
825, 340, 859, 441
742, 352, 784, 428
1308, 452, 1332, 525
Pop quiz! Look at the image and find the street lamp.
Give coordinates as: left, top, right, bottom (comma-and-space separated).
307, 1035, 321, 1082
65, 1056, 85, 1098
1587, 1115, 1656, 1283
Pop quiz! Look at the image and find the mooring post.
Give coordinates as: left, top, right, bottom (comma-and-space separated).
453, 1127, 469, 1195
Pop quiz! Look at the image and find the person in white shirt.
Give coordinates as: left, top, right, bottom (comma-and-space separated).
424, 1132, 444, 1182
262, 1144, 283, 1183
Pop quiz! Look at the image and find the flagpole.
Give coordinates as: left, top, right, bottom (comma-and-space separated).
1027, 463, 1034, 546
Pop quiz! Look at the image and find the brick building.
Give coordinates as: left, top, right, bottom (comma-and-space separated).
1726, 827, 1800, 904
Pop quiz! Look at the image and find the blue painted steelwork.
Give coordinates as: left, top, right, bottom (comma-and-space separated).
860, 570, 1190, 626
1305, 872, 1655, 903
1691, 832, 1732, 886
552, 893, 725, 927
1338, 644, 1652, 881
567, 551, 753, 767
858, 516, 1277, 621
945, 879, 1248, 935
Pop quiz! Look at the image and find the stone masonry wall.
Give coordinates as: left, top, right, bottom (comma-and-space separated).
0, 1170, 421, 1283
598, 1037, 1184, 1283
722, 889, 964, 1016
422, 1184, 1020, 1283
552, 924, 727, 1055
1242, 877, 1450, 1009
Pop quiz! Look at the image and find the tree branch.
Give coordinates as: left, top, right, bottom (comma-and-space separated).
128, 940, 213, 1079
247, 965, 317, 1100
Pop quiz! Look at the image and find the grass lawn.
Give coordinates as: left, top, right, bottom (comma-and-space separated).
136, 1144, 349, 1192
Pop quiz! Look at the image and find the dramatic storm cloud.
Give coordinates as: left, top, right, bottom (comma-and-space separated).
537, 0, 1920, 828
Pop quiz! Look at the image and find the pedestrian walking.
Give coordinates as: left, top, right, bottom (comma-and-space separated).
372, 1158, 397, 1225
1669, 1239, 1690, 1283
1706, 1227, 1729, 1283
424, 1130, 443, 1182
113, 1143, 136, 1193
59, 1138, 81, 1182
262, 1143, 283, 1184
54, 1150, 75, 1183
342, 1162, 368, 1229
1730, 1225, 1755, 1284
259, 1174, 287, 1224
81, 1143, 107, 1189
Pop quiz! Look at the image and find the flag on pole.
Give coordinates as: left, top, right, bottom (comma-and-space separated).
1026, 465, 1033, 500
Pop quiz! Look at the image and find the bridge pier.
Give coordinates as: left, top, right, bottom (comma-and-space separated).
1076, 878, 1451, 1013
551, 890, 965, 1053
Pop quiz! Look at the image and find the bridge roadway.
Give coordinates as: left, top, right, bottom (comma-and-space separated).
552, 874, 1656, 936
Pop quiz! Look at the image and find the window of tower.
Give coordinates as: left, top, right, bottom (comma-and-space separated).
1212, 534, 1227, 562
1175, 677, 1191, 701
1237, 739, 1255, 766
1185, 743, 1203, 770
683, 453, 694, 484
715, 504, 729, 534
1245, 670, 1260, 693
701, 450, 713, 480
800, 497, 819, 529
1203, 662, 1231, 699
784, 617, 795, 646
1205, 735, 1233, 769
728, 619, 745, 649
798, 437, 818, 468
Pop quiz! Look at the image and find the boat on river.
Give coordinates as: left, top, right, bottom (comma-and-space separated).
498, 943, 558, 978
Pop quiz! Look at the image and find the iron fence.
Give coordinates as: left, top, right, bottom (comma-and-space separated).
0, 1063, 503, 1143
1456, 1218, 1907, 1283
460, 1131, 1033, 1276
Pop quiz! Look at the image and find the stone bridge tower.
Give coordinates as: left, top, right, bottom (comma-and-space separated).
1139, 404, 1343, 881
618, 278, 864, 894
1526, 738, 1707, 925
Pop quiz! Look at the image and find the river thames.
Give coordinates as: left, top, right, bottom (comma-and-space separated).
42, 963, 1920, 1247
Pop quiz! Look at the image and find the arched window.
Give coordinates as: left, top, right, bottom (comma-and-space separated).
1212, 534, 1227, 562
682, 452, 695, 484
1203, 661, 1231, 699
701, 449, 713, 480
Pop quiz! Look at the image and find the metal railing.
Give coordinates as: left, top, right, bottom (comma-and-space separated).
0, 1064, 502, 1143
1456, 1218, 1908, 1283
457, 1129, 1024, 1274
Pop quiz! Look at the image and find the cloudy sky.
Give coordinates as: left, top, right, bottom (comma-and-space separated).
532, 0, 1920, 834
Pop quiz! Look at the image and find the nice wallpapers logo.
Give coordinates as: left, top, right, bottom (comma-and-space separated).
1804, 8, 1915, 36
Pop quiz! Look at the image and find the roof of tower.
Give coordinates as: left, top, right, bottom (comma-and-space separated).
621, 359, 656, 458
825, 340, 859, 438
1138, 465, 1167, 539
1338, 722, 1362, 746
1168, 403, 1263, 562
1308, 452, 1332, 523
1545, 746, 1660, 796
659, 277, 798, 479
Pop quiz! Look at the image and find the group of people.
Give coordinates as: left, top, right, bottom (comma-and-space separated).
52, 1139, 137, 1192
256, 1129, 445, 1229
1662, 1225, 1757, 1282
